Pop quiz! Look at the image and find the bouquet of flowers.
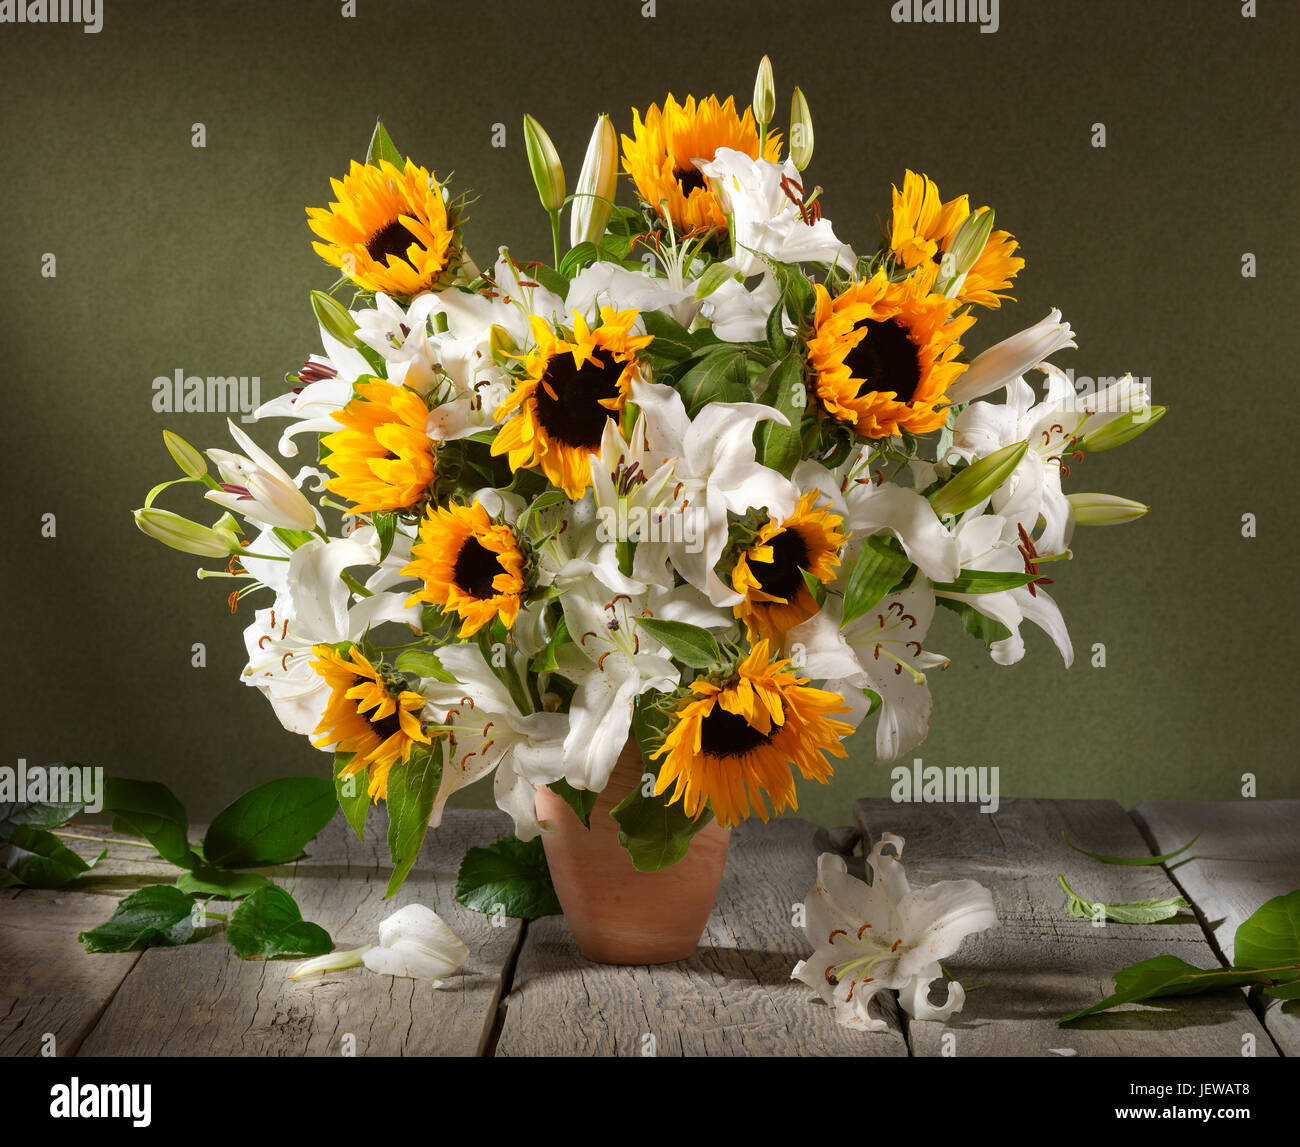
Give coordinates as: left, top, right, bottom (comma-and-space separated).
134, 57, 1163, 898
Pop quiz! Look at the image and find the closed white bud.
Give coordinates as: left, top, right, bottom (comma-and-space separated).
571, 114, 619, 247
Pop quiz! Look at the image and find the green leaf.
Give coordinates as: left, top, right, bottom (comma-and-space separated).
610, 774, 713, 873
932, 569, 1039, 595
203, 777, 337, 868
801, 567, 827, 606
227, 886, 332, 960
1234, 890, 1300, 974
677, 347, 749, 412
936, 596, 1012, 647
175, 867, 272, 899
334, 754, 369, 841
841, 535, 912, 627
756, 354, 807, 477
4, 825, 102, 888
1062, 827, 1203, 866
547, 778, 597, 829
1057, 955, 1277, 1026
0, 792, 85, 843
384, 743, 443, 898
393, 649, 457, 682
366, 120, 403, 168
1058, 875, 1188, 925
455, 833, 561, 918
639, 309, 698, 362
635, 616, 722, 669
1264, 980, 1300, 1000
530, 616, 572, 675
533, 264, 569, 300
103, 777, 200, 869
558, 241, 598, 280
372, 511, 397, 561
765, 299, 790, 356
79, 885, 197, 953
272, 527, 315, 551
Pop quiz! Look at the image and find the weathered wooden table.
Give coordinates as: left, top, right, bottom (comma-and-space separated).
2, 800, 1296, 1057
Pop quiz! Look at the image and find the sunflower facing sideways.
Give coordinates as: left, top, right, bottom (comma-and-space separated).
321, 378, 436, 513
651, 641, 853, 827
310, 645, 432, 801
731, 492, 848, 641
307, 158, 458, 298
492, 307, 653, 499
621, 94, 782, 235
889, 169, 1024, 308
805, 272, 975, 440
402, 500, 526, 637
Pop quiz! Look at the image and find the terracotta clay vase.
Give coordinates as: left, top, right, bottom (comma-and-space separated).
534, 737, 730, 965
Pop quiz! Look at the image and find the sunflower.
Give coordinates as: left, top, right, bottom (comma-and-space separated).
491, 307, 652, 498
307, 158, 456, 298
731, 492, 847, 640
402, 500, 526, 637
651, 641, 853, 827
621, 94, 782, 235
321, 378, 435, 513
805, 272, 975, 439
311, 644, 431, 800
889, 169, 1024, 308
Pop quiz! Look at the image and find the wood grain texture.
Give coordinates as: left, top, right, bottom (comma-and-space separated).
75, 810, 522, 1057
853, 798, 1277, 1057
1132, 800, 1300, 1056
0, 837, 168, 1057
494, 817, 908, 1057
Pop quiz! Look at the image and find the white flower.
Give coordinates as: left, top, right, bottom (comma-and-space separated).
945, 308, 1076, 407
697, 148, 855, 276
792, 835, 997, 1030
420, 643, 569, 840
205, 420, 321, 531
361, 904, 469, 981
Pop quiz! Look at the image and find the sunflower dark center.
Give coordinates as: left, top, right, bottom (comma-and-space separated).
352, 676, 404, 740
700, 705, 773, 758
755, 527, 810, 601
534, 347, 622, 449
844, 318, 922, 404
365, 219, 417, 265
452, 536, 505, 600
674, 165, 706, 195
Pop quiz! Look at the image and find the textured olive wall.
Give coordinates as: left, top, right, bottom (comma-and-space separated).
2, 0, 1297, 822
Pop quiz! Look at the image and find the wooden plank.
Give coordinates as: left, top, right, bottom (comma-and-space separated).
1132, 800, 1300, 1056
494, 818, 908, 1057
76, 810, 521, 1057
853, 798, 1277, 1057
0, 836, 171, 1057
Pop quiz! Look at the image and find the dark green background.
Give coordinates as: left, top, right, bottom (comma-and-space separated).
3, 0, 1296, 821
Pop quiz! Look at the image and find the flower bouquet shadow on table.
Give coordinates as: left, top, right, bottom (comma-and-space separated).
129, 56, 1164, 1000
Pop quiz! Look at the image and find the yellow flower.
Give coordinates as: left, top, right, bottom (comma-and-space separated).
402, 501, 526, 637
491, 307, 652, 499
651, 641, 853, 827
731, 492, 847, 641
889, 170, 1024, 308
805, 272, 975, 440
311, 645, 431, 801
307, 158, 456, 298
620, 94, 781, 235
321, 379, 435, 513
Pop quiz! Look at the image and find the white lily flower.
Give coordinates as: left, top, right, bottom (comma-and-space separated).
420, 643, 569, 840
362, 904, 469, 981
698, 264, 783, 342
631, 379, 798, 606
697, 148, 855, 277
205, 420, 322, 531
944, 308, 1076, 407
792, 835, 997, 1030
790, 581, 949, 762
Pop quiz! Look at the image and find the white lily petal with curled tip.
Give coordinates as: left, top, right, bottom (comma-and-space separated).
205, 421, 322, 531
945, 309, 1076, 407
363, 904, 469, 981
700, 267, 783, 342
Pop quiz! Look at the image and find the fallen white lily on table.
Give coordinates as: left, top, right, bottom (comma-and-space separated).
792, 833, 997, 1030
287, 904, 469, 984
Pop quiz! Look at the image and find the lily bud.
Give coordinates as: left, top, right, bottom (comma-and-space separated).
753, 56, 776, 129
1067, 492, 1150, 526
939, 207, 995, 294
488, 322, 519, 366
134, 507, 241, 557
523, 114, 566, 213
789, 86, 814, 172
1079, 405, 1167, 452
310, 289, 360, 347
162, 430, 208, 480
570, 114, 619, 247
930, 441, 1028, 518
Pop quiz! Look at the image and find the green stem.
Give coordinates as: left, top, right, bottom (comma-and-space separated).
53, 831, 154, 849
549, 209, 562, 269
